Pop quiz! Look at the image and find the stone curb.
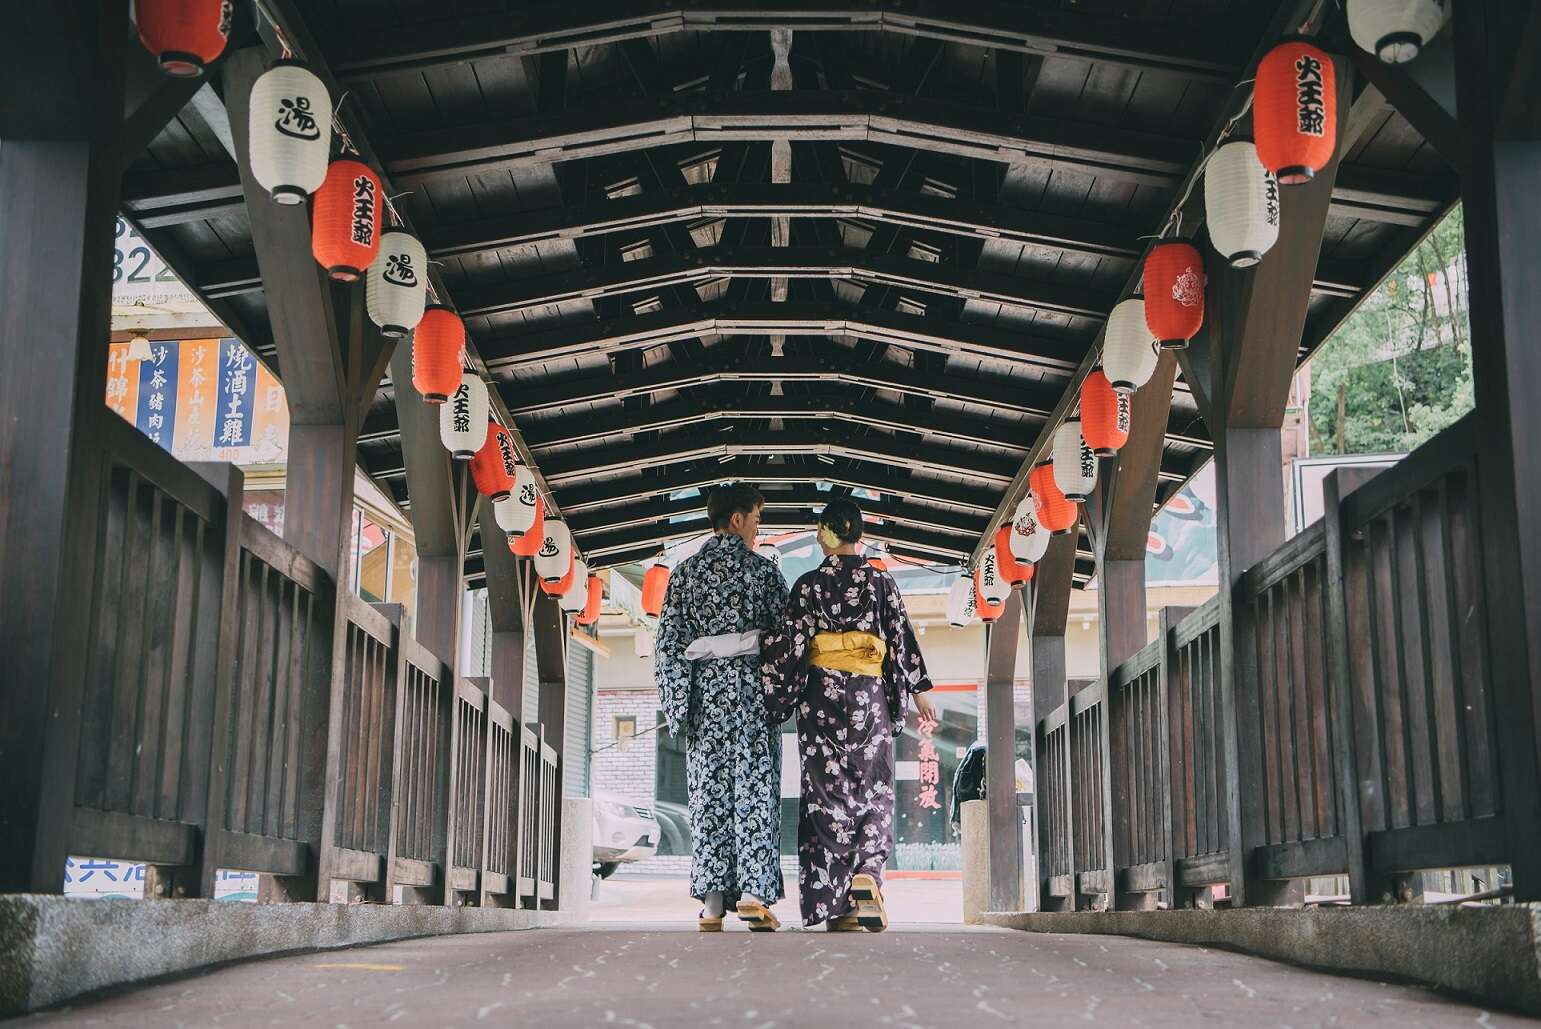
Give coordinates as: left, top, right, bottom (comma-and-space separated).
979, 903, 1541, 1016
0, 895, 569, 1016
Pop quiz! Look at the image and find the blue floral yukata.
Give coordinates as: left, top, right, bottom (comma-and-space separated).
762, 555, 932, 926
654, 534, 789, 907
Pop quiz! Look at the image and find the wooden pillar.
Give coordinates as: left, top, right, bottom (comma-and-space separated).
533, 590, 568, 908
1029, 525, 1076, 911
478, 504, 537, 720
387, 342, 473, 664
984, 591, 1024, 912
225, 47, 394, 901
1451, 0, 1541, 902
1088, 353, 1177, 910
0, 0, 129, 893
1206, 53, 1353, 908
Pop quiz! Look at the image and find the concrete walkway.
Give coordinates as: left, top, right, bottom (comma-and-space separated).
16, 924, 1534, 1027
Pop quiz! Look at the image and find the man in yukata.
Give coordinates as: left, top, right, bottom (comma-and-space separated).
654, 483, 790, 931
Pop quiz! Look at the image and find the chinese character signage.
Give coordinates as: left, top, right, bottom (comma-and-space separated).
893, 686, 978, 870
218, 339, 256, 447
104, 337, 289, 464
135, 342, 178, 446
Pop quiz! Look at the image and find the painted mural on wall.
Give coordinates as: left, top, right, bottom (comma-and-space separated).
1144, 462, 1218, 586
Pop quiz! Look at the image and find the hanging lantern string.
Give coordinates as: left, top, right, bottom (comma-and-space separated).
1157, 83, 1256, 240
383, 190, 413, 229
253, 1, 294, 59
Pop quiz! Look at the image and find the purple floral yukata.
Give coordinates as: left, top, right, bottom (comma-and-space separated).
762, 554, 932, 926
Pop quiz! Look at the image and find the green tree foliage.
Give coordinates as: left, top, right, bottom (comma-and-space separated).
1306, 207, 1473, 455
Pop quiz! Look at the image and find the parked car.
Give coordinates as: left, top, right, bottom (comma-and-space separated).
651, 801, 691, 857
592, 793, 659, 877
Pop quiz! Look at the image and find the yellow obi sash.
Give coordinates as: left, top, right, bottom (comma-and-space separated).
809, 631, 886, 676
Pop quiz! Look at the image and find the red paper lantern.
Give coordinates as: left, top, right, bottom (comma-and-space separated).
539, 554, 575, 597
576, 576, 604, 626
470, 421, 517, 500
1255, 39, 1337, 186
1144, 241, 1205, 350
312, 159, 382, 281
412, 305, 465, 404
1081, 370, 1131, 457
1030, 462, 1079, 536
509, 493, 546, 557
135, 0, 233, 77
974, 568, 1006, 623
994, 526, 1033, 588
641, 564, 670, 617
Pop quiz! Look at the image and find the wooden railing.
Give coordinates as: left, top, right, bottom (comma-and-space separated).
1166, 599, 1227, 893
1034, 412, 1526, 909
58, 414, 563, 908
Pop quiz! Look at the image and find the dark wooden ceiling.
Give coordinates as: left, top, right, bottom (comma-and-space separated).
120, 0, 1457, 587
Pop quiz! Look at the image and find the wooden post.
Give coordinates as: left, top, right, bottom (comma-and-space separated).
387, 341, 478, 905
224, 47, 395, 901
1205, 53, 1353, 908
984, 590, 1024, 912
533, 590, 568, 909
0, 1, 129, 893
478, 504, 537, 721
1157, 605, 1195, 909
1321, 467, 1381, 904
1451, 0, 1541, 903
1089, 353, 1177, 910
1029, 525, 1076, 911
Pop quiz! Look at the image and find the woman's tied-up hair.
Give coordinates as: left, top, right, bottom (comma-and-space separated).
818, 497, 864, 545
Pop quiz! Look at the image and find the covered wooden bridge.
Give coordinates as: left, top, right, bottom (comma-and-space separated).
3, 0, 1541, 1022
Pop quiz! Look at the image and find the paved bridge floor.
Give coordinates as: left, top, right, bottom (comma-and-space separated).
17, 923, 1532, 1027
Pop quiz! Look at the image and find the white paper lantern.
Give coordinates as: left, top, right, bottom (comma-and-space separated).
534, 519, 572, 584
979, 550, 1011, 606
946, 576, 977, 628
1010, 498, 1052, 564
440, 373, 489, 460
1052, 420, 1097, 502
1205, 141, 1279, 269
755, 543, 782, 567
1102, 298, 1158, 394
559, 559, 590, 613
1348, 0, 1446, 63
496, 466, 540, 539
247, 60, 331, 206
366, 231, 427, 338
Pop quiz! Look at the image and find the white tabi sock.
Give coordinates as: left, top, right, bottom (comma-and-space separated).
703, 891, 725, 918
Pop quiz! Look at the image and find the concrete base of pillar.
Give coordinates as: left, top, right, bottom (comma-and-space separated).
559, 797, 594, 922
978, 903, 1541, 1017
960, 800, 988, 925
0, 894, 564, 1017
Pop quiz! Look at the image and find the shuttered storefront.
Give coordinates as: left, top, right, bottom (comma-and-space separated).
565, 641, 593, 798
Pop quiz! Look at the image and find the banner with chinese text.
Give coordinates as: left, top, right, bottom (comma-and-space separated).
106, 338, 289, 464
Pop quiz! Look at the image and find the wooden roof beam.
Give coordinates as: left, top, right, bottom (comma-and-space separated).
331, 1, 1248, 83
578, 513, 974, 561
478, 302, 1089, 374
563, 487, 987, 538
552, 457, 1002, 515
535, 430, 1020, 486
500, 352, 1063, 419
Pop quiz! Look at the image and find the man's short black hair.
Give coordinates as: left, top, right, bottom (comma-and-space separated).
706, 482, 765, 531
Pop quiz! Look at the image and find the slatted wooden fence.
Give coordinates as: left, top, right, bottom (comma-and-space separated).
1034, 412, 1529, 909
58, 415, 561, 908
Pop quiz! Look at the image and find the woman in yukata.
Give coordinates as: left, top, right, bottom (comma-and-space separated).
762, 498, 936, 931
